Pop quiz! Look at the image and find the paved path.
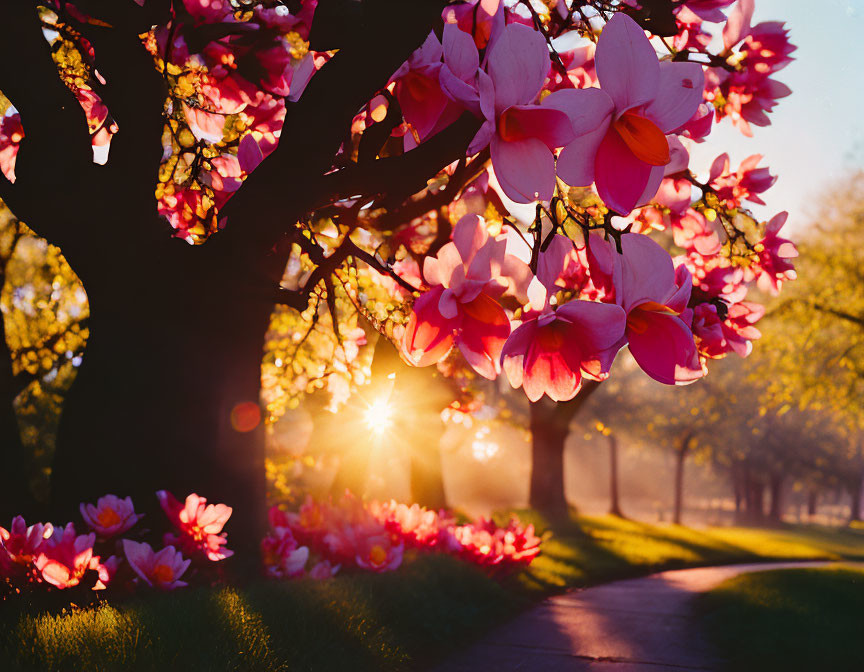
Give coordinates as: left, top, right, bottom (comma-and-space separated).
432, 561, 840, 671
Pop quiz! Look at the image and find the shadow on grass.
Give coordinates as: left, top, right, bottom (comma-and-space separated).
694, 565, 864, 672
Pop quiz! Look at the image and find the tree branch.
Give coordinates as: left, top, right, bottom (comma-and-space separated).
65, 0, 170, 205
0, 2, 94, 246
212, 0, 447, 266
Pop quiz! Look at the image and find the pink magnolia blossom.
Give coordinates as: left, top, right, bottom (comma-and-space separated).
500, 235, 626, 402
749, 211, 798, 294
672, 209, 722, 256
680, 0, 736, 22
616, 234, 703, 385
441, 23, 574, 203
34, 523, 107, 590
80, 495, 142, 537
692, 299, 764, 358
402, 214, 530, 379
393, 32, 461, 142
442, 0, 503, 49
740, 21, 796, 76
672, 7, 712, 52
0, 516, 52, 566
547, 14, 704, 214
0, 110, 23, 182
157, 491, 233, 561
123, 540, 191, 590
709, 153, 776, 206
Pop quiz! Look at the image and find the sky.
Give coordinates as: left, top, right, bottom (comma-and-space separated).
688, 0, 864, 234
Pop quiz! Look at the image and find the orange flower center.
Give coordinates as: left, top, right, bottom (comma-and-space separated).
627, 301, 678, 334
498, 107, 528, 143
151, 564, 175, 584
369, 545, 388, 566
613, 112, 670, 166
95, 507, 122, 528
403, 71, 438, 103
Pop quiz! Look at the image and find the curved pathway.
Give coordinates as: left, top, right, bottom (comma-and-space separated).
432, 561, 842, 671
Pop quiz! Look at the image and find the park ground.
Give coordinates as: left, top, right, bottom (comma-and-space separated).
2, 513, 863, 671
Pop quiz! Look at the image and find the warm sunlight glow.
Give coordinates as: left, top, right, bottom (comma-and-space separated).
364, 398, 394, 435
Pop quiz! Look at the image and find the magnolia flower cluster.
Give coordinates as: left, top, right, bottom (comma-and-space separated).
262, 493, 540, 579
390, 0, 796, 399
0, 491, 232, 595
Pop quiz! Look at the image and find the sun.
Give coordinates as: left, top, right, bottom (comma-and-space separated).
364, 398, 394, 435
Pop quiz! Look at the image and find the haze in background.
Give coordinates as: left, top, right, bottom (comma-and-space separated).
689, 0, 864, 232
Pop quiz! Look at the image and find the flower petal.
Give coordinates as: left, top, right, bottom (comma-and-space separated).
643, 62, 706, 133
595, 128, 652, 214
487, 23, 550, 112
490, 135, 555, 204
595, 14, 660, 113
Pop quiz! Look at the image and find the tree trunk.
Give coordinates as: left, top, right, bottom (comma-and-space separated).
732, 467, 743, 516
51, 270, 272, 569
672, 432, 692, 525
608, 433, 623, 517
528, 382, 599, 522
743, 472, 766, 524
848, 473, 863, 524
807, 489, 817, 517
768, 473, 785, 523
0, 305, 36, 520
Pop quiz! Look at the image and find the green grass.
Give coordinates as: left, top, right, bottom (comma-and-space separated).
695, 566, 864, 672
2, 515, 863, 671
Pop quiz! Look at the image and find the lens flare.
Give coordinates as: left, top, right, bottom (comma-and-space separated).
364, 398, 394, 435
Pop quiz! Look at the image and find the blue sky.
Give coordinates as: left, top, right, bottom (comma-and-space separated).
688, 0, 864, 234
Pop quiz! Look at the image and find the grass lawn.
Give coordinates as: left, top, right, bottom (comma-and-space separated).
695, 565, 864, 672
3, 514, 864, 671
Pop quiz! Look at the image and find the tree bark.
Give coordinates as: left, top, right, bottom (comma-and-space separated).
50, 266, 272, 567
807, 489, 817, 517
848, 472, 863, 523
528, 382, 600, 522
608, 433, 623, 517
672, 432, 692, 525
768, 473, 785, 523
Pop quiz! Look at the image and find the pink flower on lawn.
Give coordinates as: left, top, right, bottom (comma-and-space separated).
546, 13, 704, 214
80, 495, 142, 537
402, 214, 529, 379
501, 235, 626, 402
617, 234, 703, 385
157, 491, 233, 561
354, 533, 404, 573
441, 23, 575, 203
308, 559, 340, 580
261, 525, 309, 578
123, 540, 191, 590
1, 516, 52, 564
34, 523, 107, 590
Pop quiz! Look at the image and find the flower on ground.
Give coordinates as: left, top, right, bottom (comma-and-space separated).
80, 495, 142, 537
157, 491, 233, 561
123, 540, 191, 590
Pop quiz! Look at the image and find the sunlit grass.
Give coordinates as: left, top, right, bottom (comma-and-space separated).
2, 516, 863, 671
695, 566, 864, 671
